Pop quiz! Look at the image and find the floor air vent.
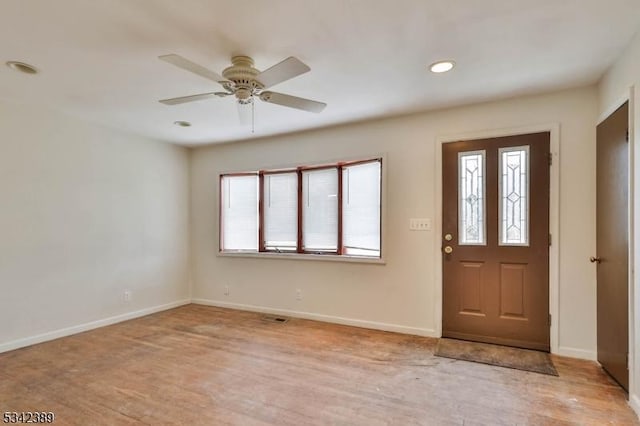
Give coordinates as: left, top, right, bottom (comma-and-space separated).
261, 315, 290, 323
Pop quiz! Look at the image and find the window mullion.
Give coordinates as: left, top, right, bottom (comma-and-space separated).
218, 176, 224, 252
337, 165, 343, 255
296, 168, 303, 253
258, 172, 265, 252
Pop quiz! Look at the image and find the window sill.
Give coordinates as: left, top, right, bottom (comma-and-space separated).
217, 251, 386, 265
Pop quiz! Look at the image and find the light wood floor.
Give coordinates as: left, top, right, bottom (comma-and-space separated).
1, 305, 637, 425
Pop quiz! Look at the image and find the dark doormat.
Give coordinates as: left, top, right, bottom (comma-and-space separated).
435, 338, 558, 376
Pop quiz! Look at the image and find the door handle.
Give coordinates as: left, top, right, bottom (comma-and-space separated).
590, 256, 601, 264
443, 246, 453, 254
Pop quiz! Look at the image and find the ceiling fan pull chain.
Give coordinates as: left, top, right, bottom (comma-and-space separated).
252, 97, 255, 134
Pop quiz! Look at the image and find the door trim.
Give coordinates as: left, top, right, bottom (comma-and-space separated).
434, 123, 560, 355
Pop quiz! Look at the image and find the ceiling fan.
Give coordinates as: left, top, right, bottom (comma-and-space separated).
158, 54, 327, 125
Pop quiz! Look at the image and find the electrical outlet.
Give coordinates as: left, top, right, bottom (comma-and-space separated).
224, 285, 229, 296
296, 289, 302, 301
123, 290, 132, 303
409, 218, 432, 231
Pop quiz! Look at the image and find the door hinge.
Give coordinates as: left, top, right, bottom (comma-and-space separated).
627, 129, 630, 142
548, 314, 552, 327
627, 353, 630, 370
548, 152, 553, 166
549, 233, 552, 246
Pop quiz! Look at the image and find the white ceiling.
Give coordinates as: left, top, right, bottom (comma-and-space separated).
1, 1, 639, 146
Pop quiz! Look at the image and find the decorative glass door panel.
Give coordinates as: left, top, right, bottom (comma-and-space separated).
458, 151, 486, 245
499, 146, 530, 246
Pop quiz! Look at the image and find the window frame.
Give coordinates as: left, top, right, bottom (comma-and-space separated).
218, 172, 259, 253
219, 157, 383, 261
341, 160, 383, 257
300, 164, 341, 255
260, 169, 300, 253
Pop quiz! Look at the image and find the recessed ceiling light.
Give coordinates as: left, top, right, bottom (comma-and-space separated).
429, 60, 455, 73
174, 121, 191, 127
6, 61, 38, 74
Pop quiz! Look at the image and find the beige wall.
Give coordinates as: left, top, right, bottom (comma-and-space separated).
190, 86, 598, 359
0, 82, 602, 362
0, 102, 191, 351
599, 31, 640, 117
598, 30, 640, 414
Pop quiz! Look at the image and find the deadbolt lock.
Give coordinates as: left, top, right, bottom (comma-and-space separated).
443, 246, 453, 254
444, 234, 453, 241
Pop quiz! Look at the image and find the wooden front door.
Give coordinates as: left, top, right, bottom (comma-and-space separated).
442, 132, 550, 351
595, 102, 629, 391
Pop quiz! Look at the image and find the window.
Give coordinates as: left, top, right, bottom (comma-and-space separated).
498, 146, 529, 246
220, 159, 382, 259
263, 172, 298, 251
302, 168, 339, 252
220, 174, 258, 251
458, 150, 486, 245
343, 161, 381, 257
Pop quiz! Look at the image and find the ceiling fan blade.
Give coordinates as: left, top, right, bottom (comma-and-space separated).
237, 102, 252, 126
159, 54, 225, 84
259, 91, 326, 113
256, 57, 310, 89
159, 92, 220, 105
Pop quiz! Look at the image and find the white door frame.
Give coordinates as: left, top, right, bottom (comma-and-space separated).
433, 123, 561, 354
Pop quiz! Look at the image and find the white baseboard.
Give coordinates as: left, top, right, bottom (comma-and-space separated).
556, 346, 597, 361
629, 394, 640, 419
1, 297, 599, 364
191, 298, 438, 337
0, 299, 191, 354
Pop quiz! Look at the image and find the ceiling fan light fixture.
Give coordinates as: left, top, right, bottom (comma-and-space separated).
159, 53, 327, 124
6, 61, 38, 74
173, 120, 191, 127
429, 60, 455, 73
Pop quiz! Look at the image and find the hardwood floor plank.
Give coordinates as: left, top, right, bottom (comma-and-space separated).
0, 305, 636, 425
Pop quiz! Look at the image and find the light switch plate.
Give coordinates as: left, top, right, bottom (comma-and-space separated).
409, 218, 431, 231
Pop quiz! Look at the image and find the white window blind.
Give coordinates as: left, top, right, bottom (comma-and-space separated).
264, 172, 298, 251
302, 168, 338, 252
343, 161, 381, 257
221, 175, 258, 251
